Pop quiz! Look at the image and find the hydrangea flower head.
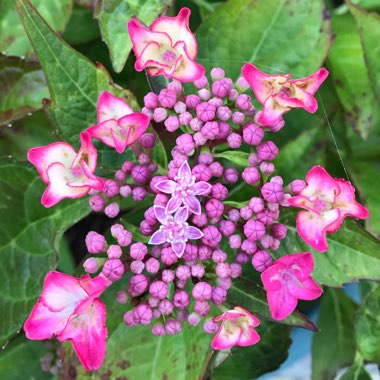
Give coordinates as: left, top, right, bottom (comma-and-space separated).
87, 91, 150, 153
242, 63, 328, 126
288, 166, 369, 252
261, 252, 322, 320
149, 205, 203, 257
24, 271, 108, 370
27, 132, 105, 207
211, 306, 260, 350
128, 8, 205, 82
155, 160, 212, 215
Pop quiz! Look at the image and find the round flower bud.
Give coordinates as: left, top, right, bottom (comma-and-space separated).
192, 282, 212, 301
133, 304, 153, 325
121, 161, 134, 174
217, 106, 232, 121
153, 107, 167, 123
185, 95, 200, 109
271, 224, 288, 240
227, 133, 243, 149
248, 152, 260, 166
119, 185, 132, 197
290, 179, 306, 195
219, 220, 236, 236
261, 182, 284, 203
198, 245, 212, 261
179, 111, 193, 126
152, 323, 166, 336
198, 88, 211, 100
241, 239, 257, 254
116, 290, 128, 304
205, 198, 224, 219
194, 301, 210, 316
127, 274, 148, 296
131, 165, 150, 184
158, 88, 176, 108
161, 247, 178, 265
102, 259, 124, 282
196, 102, 216, 122
244, 220, 266, 241
204, 319, 219, 334
211, 183, 228, 200
83, 257, 99, 274
176, 265, 191, 281
89, 195, 105, 212
165, 319, 182, 335
144, 92, 159, 109
149, 281, 169, 299
107, 244, 122, 259
176, 133, 194, 155
201, 121, 219, 139
229, 234, 242, 249
162, 269, 175, 283
130, 242, 148, 260
123, 311, 136, 327
236, 94, 252, 110
115, 169, 126, 183
173, 290, 190, 310
139, 133, 155, 149
224, 168, 239, 183
145, 257, 160, 273
104, 202, 120, 218
211, 67, 225, 80
85, 231, 106, 254
243, 123, 264, 145
230, 263, 242, 278
110, 223, 123, 238
260, 161, 275, 175
232, 111, 245, 125
252, 250, 273, 272
242, 166, 260, 185
130, 260, 144, 274
194, 75, 208, 89
211, 286, 227, 305
104, 179, 119, 197
218, 277, 232, 290
236, 251, 250, 264
240, 205, 253, 220
215, 262, 231, 279
249, 197, 265, 213
198, 152, 213, 165
258, 141, 279, 161
116, 229, 132, 247
190, 117, 203, 132
202, 226, 222, 247
212, 248, 227, 263
209, 161, 224, 177
228, 209, 240, 222
212, 79, 232, 98
191, 263, 205, 278
188, 313, 201, 326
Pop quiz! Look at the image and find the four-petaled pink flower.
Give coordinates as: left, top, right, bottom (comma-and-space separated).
86, 91, 150, 153
288, 166, 369, 252
24, 271, 108, 371
149, 205, 203, 257
261, 252, 322, 320
242, 63, 329, 126
155, 160, 212, 215
211, 306, 260, 350
128, 8, 205, 82
28, 132, 105, 208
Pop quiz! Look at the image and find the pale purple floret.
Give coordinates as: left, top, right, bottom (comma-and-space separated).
149, 205, 203, 257
155, 160, 211, 215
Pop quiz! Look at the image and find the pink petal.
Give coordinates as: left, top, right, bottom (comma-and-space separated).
234, 306, 260, 327
86, 120, 119, 149
238, 327, 261, 346
135, 40, 175, 72
303, 166, 340, 203
186, 226, 203, 240
276, 252, 314, 282
241, 63, 289, 104
178, 160, 192, 183
118, 113, 150, 146
166, 196, 183, 214
149, 230, 167, 245
150, 7, 198, 59
288, 195, 317, 212
153, 205, 167, 225
296, 209, 340, 252
170, 41, 205, 82
289, 68, 329, 95
24, 302, 71, 340
58, 299, 107, 371
211, 320, 242, 350
267, 288, 298, 320
41, 271, 87, 312
41, 163, 89, 207
274, 89, 318, 113
261, 263, 286, 292
174, 206, 189, 224
79, 275, 108, 299
185, 195, 201, 215
28, 142, 77, 184
192, 181, 212, 196
172, 240, 186, 257
155, 179, 177, 194
287, 277, 323, 301
128, 18, 171, 57
72, 131, 98, 173
97, 91, 133, 123
77, 161, 105, 192
333, 178, 369, 220
258, 95, 289, 126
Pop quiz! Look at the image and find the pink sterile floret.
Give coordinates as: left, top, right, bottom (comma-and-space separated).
24, 271, 108, 371
211, 306, 260, 350
287, 166, 369, 252
261, 252, 322, 320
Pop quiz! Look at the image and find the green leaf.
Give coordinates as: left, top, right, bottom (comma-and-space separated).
0, 338, 51, 380
16, 0, 137, 145
0, 162, 90, 346
349, 3, 380, 103
312, 289, 357, 380
0, 54, 48, 126
327, 12, 380, 138
71, 323, 212, 380
278, 210, 380, 287
274, 127, 324, 184
0, 0, 73, 58
95, 0, 173, 73
349, 161, 380, 237
196, 0, 332, 80
214, 151, 250, 167
340, 360, 372, 380
213, 321, 291, 380
355, 284, 380, 363
228, 277, 318, 331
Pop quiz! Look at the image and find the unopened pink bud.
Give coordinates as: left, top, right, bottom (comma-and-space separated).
104, 179, 119, 197
209, 161, 224, 177
202, 226, 222, 247
195, 300, 210, 316
192, 164, 212, 181
102, 258, 124, 282
139, 133, 155, 149
196, 102, 216, 122
149, 280, 168, 299
193, 131, 207, 146
216, 106, 232, 121
224, 167, 239, 183
240, 206, 253, 220
85, 231, 106, 254
192, 282, 212, 301
119, 185, 132, 197
179, 111, 193, 126
89, 194, 105, 212
205, 198, 224, 219
261, 182, 284, 203
131, 165, 150, 184
165, 319, 182, 335
243, 123, 264, 145
83, 257, 99, 273
252, 250, 273, 272
198, 88, 211, 100
188, 313, 201, 326
105, 202, 120, 218
229, 234, 242, 249
290, 179, 306, 194
201, 121, 219, 139
185, 94, 200, 109
176, 133, 194, 155
212, 79, 232, 98
258, 141, 279, 161
128, 274, 148, 296
116, 290, 128, 304
144, 92, 159, 109
158, 89, 176, 108
110, 223, 123, 238
107, 244, 122, 259
116, 229, 132, 247
219, 220, 236, 236
204, 319, 219, 334
236, 77, 250, 92
236, 94, 252, 111
241, 239, 257, 254
211, 286, 227, 304
211, 67, 225, 80
242, 166, 260, 185
244, 220, 266, 241
271, 224, 287, 240
130, 260, 144, 274
133, 187, 147, 202
227, 133, 243, 149
190, 117, 203, 132
193, 75, 208, 89
122, 161, 134, 174
259, 161, 275, 175
162, 269, 175, 283
133, 304, 153, 325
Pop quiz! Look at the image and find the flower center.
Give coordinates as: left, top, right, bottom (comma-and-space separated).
160, 220, 189, 243
162, 49, 176, 63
